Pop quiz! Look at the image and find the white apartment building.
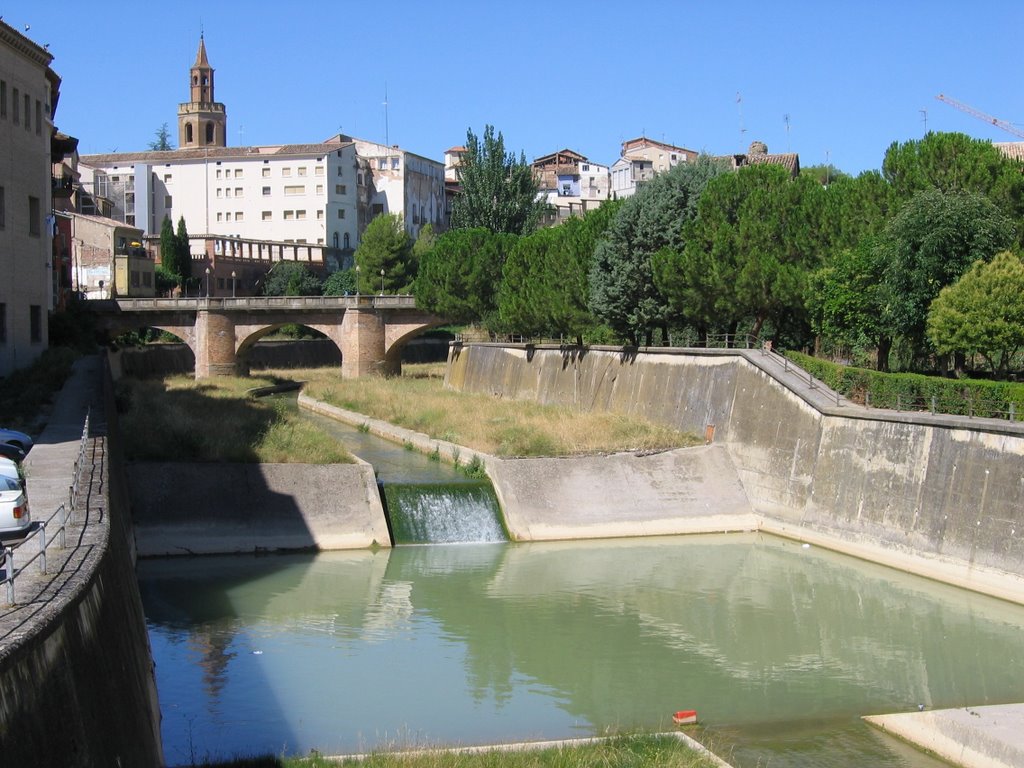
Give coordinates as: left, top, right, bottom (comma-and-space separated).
340, 135, 447, 240
78, 140, 360, 254
0, 20, 60, 375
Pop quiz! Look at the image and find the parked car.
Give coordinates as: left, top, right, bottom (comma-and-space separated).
0, 457, 21, 486
0, 474, 30, 535
0, 442, 26, 462
0, 428, 33, 454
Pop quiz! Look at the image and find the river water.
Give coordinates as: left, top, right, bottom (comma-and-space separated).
139, 404, 1024, 766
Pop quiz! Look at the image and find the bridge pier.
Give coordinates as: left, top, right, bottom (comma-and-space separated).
341, 308, 400, 378
195, 310, 247, 377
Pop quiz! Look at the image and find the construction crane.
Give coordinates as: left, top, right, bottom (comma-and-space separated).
936, 94, 1024, 139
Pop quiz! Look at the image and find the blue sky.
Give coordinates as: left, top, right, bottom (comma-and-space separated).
9, 1, 1023, 174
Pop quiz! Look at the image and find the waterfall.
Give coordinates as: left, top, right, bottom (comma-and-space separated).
381, 482, 507, 544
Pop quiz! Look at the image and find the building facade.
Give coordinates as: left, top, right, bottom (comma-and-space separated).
610, 136, 698, 198
0, 21, 62, 375
532, 149, 610, 224
62, 212, 151, 299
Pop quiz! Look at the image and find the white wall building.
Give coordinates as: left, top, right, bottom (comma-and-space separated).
78, 140, 360, 255
610, 137, 698, 198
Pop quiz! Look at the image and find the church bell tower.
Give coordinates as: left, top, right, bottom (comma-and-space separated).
177, 34, 227, 148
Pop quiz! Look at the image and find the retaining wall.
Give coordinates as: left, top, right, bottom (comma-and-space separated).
446, 343, 1024, 602
0, 358, 163, 767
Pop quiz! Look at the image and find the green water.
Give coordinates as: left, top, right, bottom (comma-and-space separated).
139, 533, 1024, 767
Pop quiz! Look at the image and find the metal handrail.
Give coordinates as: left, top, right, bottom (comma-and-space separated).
2, 410, 91, 606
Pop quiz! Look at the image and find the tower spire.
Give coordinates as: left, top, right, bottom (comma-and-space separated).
178, 33, 227, 148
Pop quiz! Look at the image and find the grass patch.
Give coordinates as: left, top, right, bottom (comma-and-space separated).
116, 374, 354, 464
294, 364, 698, 457
193, 733, 721, 768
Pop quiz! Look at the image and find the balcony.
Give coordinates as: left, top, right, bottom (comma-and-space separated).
52, 174, 74, 199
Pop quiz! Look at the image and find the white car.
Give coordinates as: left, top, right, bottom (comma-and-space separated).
0, 457, 20, 486
0, 428, 33, 454
0, 474, 30, 535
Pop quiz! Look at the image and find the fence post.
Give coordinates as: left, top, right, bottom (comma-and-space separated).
931, 396, 937, 415
1011, 402, 1017, 422
3, 547, 13, 605
39, 524, 47, 574
58, 504, 66, 549
896, 394, 901, 411
866, 391, 871, 409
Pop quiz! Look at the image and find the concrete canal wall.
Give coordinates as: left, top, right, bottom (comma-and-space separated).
0, 357, 163, 767
446, 343, 1024, 603
128, 461, 390, 556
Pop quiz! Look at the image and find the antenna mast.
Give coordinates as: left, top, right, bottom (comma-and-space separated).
383, 83, 390, 147
736, 92, 747, 149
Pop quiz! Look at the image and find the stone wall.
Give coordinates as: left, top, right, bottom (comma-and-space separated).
446, 343, 1024, 601
0, 359, 163, 767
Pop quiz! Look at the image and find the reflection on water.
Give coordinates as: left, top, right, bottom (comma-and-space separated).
139, 534, 1024, 767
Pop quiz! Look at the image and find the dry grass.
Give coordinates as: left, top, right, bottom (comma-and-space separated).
289, 364, 699, 458
116, 374, 354, 464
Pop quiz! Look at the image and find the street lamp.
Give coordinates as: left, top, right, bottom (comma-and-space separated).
380, 268, 385, 295
231, 270, 236, 298
355, 264, 360, 296
205, 267, 211, 298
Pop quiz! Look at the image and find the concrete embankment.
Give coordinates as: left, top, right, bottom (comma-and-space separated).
446, 343, 1024, 604
0, 356, 162, 767
865, 705, 1024, 768
129, 460, 390, 556
298, 394, 759, 541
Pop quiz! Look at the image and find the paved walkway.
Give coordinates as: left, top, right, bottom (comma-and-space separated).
0, 356, 105, 645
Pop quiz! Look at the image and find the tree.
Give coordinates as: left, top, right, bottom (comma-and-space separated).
354, 213, 414, 293
174, 217, 192, 282
322, 268, 357, 296
818, 170, 896, 252
498, 201, 620, 343
882, 132, 1024, 238
927, 250, 1024, 378
158, 217, 179, 283
148, 123, 174, 151
877, 188, 1016, 361
414, 227, 517, 324
807, 238, 892, 369
656, 163, 826, 343
800, 164, 849, 186
591, 155, 728, 345
450, 125, 546, 235
262, 262, 323, 296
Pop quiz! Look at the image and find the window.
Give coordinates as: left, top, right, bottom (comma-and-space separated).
316, 210, 324, 220
28, 196, 40, 236
164, 195, 172, 207
296, 210, 306, 220
262, 211, 272, 221
143, 272, 152, 288
358, 173, 363, 185
216, 212, 223, 222
282, 167, 292, 177
225, 188, 232, 198
12, 87, 18, 124
337, 209, 346, 219
217, 277, 225, 289
29, 305, 41, 343
338, 166, 344, 176
378, 158, 387, 170
316, 184, 323, 195
284, 185, 304, 196
283, 210, 295, 220
235, 211, 244, 222
0, 303, 6, 342
164, 174, 173, 183
35, 100, 41, 135
24, 93, 30, 131
262, 167, 271, 178
234, 169, 243, 178
216, 188, 222, 198
315, 166, 324, 176
317, 238, 324, 245
262, 186, 271, 196
335, 184, 346, 195
185, 124, 193, 143
391, 157, 400, 170
216, 169, 222, 179
344, 233, 350, 249
234, 187, 243, 197
225, 212, 232, 222
0, 80, 5, 118
131, 270, 140, 287
297, 167, 307, 177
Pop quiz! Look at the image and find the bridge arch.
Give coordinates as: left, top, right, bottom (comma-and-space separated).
234, 322, 343, 374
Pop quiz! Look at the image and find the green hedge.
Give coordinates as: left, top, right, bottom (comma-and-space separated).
784, 351, 1024, 421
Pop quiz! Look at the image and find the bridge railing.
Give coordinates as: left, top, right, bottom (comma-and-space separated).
100, 295, 418, 311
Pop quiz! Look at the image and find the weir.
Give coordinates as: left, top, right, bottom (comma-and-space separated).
381, 482, 506, 544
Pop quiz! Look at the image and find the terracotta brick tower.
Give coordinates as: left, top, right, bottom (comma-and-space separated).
177, 34, 227, 148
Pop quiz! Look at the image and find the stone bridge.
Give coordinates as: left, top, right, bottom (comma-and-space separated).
86, 296, 443, 378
